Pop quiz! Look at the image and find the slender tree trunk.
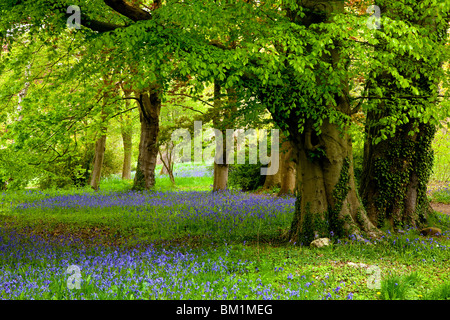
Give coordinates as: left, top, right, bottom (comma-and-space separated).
212, 82, 232, 191
159, 143, 175, 184
132, 86, 161, 190
278, 136, 296, 196
121, 124, 132, 180
16, 64, 30, 122
90, 106, 108, 191
120, 92, 134, 180
90, 130, 107, 191
159, 147, 171, 176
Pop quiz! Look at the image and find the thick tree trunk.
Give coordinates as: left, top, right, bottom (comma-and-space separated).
361, 108, 435, 230
279, 1, 379, 244
132, 87, 161, 190
90, 129, 107, 191
359, 1, 443, 230
288, 119, 379, 245
213, 162, 228, 191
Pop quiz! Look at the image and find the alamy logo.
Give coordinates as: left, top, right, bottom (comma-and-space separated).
67, 5, 81, 30
171, 121, 279, 175
367, 5, 381, 30
66, 265, 81, 289
366, 265, 381, 289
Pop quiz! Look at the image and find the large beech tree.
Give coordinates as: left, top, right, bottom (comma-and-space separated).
359, 0, 450, 230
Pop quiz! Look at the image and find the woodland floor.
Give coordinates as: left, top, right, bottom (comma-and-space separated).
428, 181, 450, 215
431, 202, 450, 215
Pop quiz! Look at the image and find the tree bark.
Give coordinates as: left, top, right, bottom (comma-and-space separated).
212, 82, 233, 192
278, 136, 296, 196
360, 2, 444, 230
120, 92, 134, 180
121, 123, 132, 180
90, 127, 107, 191
262, 150, 282, 191
287, 118, 379, 244
213, 162, 229, 191
159, 143, 175, 184
132, 86, 161, 190
262, 166, 281, 191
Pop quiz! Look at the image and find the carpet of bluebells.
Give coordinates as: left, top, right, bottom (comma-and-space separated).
12, 191, 295, 243
0, 215, 345, 300
1, 190, 310, 300
1, 180, 450, 300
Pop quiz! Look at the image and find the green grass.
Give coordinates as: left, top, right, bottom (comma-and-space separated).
1, 168, 450, 300
430, 187, 450, 204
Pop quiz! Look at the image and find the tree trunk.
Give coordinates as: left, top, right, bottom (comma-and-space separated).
213, 162, 228, 191
361, 99, 436, 230
159, 143, 175, 184
158, 147, 171, 176
278, 136, 296, 196
121, 124, 132, 180
212, 82, 235, 191
90, 129, 107, 191
120, 92, 133, 180
132, 87, 161, 190
359, 2, 444, 230
287, 119, 379, 245
262, 156, 282, 191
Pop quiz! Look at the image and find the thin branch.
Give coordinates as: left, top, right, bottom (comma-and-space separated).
109, 106, 138, 120
350, 94, 445, 100
173, 104, 204, 114
170, 93, 215, 107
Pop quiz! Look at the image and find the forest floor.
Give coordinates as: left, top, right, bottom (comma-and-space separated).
431, 202, 450, 215
428, 181, 450, 215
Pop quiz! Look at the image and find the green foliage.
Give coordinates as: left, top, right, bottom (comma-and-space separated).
371, 123, 435, 228
380, 272, 421, 300
431, 125, 450, 182
228, 134, 273, 192
228, 163, 265, 192
431, 188, 450, 204
424, 282, 450, 300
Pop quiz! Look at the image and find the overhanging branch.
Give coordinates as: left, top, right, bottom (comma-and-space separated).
103, 0, 152, 22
